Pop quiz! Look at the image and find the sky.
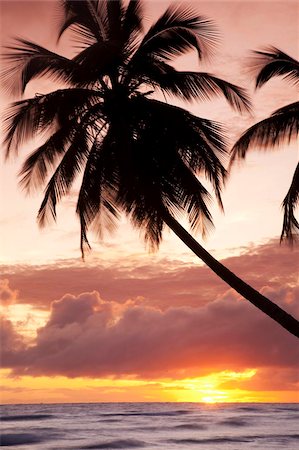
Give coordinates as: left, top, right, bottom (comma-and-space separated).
0, 0, 298, 404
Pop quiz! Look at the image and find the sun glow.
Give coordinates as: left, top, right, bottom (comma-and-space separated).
202, 396, 217, 404
1, 368, 298, 404
1, 304, 48, 339
158, 369, 258, 403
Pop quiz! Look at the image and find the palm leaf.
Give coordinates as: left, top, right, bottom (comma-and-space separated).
3, 98, 47, 157
116, 97, 226, 245
131, 97, 227, 206
184, 116, 228, 210
281, 163, 299, 244
231, 47, 299, 245
2, 39, 82, 95
122, 0, 143, 53
130, 5, 218, 64
138, 64, 251, 112
123, 136, 214, 246
3, 88, 102, 156
18, 101, 106, 192
19, 121, 78, 192
253, 47, 299, 88
37, 130, 91, 227
165, 157, 214, 236
76, 128, 120, 256
58, 0, 106, 42
231, 101, 299, 163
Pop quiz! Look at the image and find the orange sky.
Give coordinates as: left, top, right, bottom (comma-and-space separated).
0, 0, 299, 404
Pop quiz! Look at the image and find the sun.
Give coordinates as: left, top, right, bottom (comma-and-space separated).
200, 390, 229, 404
202, 395, 217, 404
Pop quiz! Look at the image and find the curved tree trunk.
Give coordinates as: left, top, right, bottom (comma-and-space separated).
162, 210, 299, 338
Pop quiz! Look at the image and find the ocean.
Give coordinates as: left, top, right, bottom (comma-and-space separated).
1, 403, 298, 449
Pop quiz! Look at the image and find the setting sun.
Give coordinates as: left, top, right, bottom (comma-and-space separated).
202, 396, 218, 404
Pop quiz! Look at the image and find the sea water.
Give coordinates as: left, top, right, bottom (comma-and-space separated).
1, 403, 298, 449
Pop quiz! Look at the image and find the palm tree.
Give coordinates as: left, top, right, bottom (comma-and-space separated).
3, 1, 299, 337
231, 47, 299, 243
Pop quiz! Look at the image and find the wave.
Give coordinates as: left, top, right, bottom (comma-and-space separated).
244, 434, 299, 441
129, 426, 160, 432
284, 414, 299, 420
262, 434, 299, 441
97, 418, 120, 423
167, 437, 252, 445
236, 406, 261, 412
97, 410, 190, 417
272, 406, 299, 413
80, 439, 148, 449
218, 418, 250, 427
174, 423, 208, 430
288, 434, 299, 440
1, 414, 55, 421
0, 433, 44, 447
166, 433, 299, 446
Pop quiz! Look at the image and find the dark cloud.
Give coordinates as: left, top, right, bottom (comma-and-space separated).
0, 316, 27, 367
2, 285, 298, 384
48, 292, 100, 327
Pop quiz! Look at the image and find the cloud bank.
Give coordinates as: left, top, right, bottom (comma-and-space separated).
1, 239, 298, 312
1, 239, 298, 393
2, 286, 298, 388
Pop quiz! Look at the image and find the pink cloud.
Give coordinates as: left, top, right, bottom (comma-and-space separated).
1, 239, 298, 314
48, 292, 101, 327
227, 367, 299, 393
0, 279, 18, 306
2, 284, 298, 385
0, 316, 27, 367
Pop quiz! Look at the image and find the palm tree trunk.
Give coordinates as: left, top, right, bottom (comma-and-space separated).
162, 210, 299, 338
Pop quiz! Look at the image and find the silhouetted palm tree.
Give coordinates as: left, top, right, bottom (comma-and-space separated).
3, 2, 299, 337
231, 47, 299, 243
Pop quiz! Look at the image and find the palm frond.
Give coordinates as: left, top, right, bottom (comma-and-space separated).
2, 39, 83, 95
138, 65, 251, 113
131, 5, 218, 64
281, 163, 299, 244
132, 96, 228, 197
76, 128, 120, 257
187, 73, 251, 113
37, 129, 91, 227
273, 101, 299, 116
253, 47, 299, 88
146, 100, 227, 207
18, 100, 105, 192
231, 102, 299, 163
114, 97, 226, 246
122, 0, 143, 53
120, 138, 214, 247
3, 88, 102, 156
165, 157, 214, 236
184, 116, 228, 210
19, 121, 78, 192
58, 20, 97, 48
3, 95, 65, 158
58, 0, 106, 42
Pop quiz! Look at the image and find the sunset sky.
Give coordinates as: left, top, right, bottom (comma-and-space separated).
0, 0, 298, 404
